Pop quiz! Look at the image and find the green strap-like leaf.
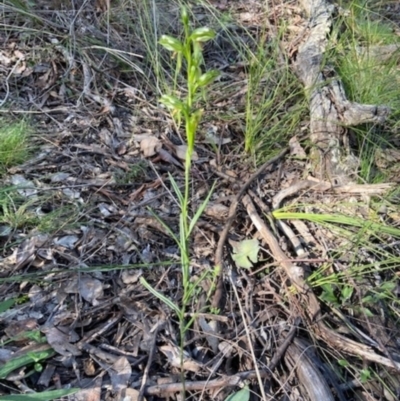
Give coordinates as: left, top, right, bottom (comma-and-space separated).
0, 347, 55, 379
0, 388, 79, 401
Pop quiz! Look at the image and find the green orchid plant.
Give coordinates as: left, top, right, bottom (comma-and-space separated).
140, 7, 219, 342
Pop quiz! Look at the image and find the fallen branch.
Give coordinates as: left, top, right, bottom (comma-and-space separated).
295, 0, 390, 184
242, 191, 400, 373
144, 321, 299, 396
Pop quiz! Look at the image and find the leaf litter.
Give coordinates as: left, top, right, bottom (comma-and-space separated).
0, 0, 399, 400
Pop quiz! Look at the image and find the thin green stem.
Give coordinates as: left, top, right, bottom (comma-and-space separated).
158, 11, 218, 397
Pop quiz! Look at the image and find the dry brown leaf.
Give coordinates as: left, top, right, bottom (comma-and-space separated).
204, 203, 229, 219
54, 235, 79, 249
43, 326, 81, 357
10, 175, 37, 197
198, 317, 219, 354
124, 388, 147, 401
140, 136, 161, 157
98, 128, 113, 147
109, 356, 132, 393
121, 269, 143, 285
157, 148, 182, 167
14, 234, 48, 270
78, 277, 104, 306
134, 216, 173, 236
71, 377, 102, 401
160, 344, 202, 373
175, 144, 199, 161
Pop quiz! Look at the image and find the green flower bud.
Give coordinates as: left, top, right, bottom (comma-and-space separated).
190, 27, 216, 43
197, 70, 220, 87
159, 35, 183, 52
160, 94, 184, 111
192, 42, 203, 64
181, 6, 189, 26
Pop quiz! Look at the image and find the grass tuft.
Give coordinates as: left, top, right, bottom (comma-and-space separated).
330, 0, 400, 182
0, 118, 33, 174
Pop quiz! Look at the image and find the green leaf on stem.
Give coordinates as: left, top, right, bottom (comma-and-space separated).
147, 208, 180, 247
188, 182, 216, 235
140, 277, 181, 316
169, 173, 184, 204
192, 41, 203, 64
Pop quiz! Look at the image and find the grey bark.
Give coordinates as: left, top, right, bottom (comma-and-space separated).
295, 0, 390, 184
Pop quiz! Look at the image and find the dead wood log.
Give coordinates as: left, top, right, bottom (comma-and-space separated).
295, 0, 390, 184
284, 338, 336, 401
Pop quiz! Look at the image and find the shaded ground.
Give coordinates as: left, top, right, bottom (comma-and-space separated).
1, 1, 400, 400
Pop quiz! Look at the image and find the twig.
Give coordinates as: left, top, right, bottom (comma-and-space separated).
243, 193, 400, 371
230, 276, 268, 401
138, 321, 165, 401
144, 321, 299, 397
268, 317, 301, 372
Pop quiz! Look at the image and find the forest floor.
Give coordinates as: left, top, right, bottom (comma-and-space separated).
1, 1, 400, 400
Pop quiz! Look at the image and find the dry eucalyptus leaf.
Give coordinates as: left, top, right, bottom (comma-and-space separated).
205, 203, 229, 219
110, 356, 132, 393
15, 235, 48, 269
54, 235, 79, 249
43, 326, 81, 357
160, 344, 202, 373
121, 269, 143, 284
175, 144, 199, 161
123, 388, 146, 401
50, 172, 70, 182
157, 148, 182, 167
10, 175, 37, 197
78, 277, 104, 306
140, 136, 161, 157
198, 317, 219, 354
